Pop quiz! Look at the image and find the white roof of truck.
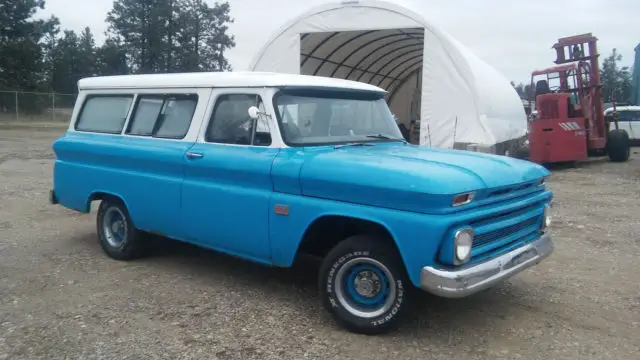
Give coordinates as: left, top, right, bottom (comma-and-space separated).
77, 71, 386, 92
604, 105, 640, 114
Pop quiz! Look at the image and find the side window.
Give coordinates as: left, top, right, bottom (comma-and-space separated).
126, 94, 198, 139
128, 97, 163, 136
620, 111, 640, 122
206, 94, 272, 146
75, 95, 133, 134
155, 97, 198, 138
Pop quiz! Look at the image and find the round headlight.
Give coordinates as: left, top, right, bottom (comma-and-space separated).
542, 204, 552, 230
454, 228, 474, 264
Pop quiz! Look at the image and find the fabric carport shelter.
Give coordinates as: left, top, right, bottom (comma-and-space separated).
248, 0, 527, 154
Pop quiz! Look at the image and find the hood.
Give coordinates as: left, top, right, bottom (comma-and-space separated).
299, 142, 549, 214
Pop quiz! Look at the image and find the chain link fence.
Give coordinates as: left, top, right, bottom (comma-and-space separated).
0, 90, 77, 123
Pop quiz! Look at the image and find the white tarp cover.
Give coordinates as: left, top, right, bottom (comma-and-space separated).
248, 0, 527, 149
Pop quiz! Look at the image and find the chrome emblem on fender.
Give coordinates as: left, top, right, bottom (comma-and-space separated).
274, 204, 289, 216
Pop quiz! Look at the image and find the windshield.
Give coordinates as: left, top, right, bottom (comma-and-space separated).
273, 89, 404, 146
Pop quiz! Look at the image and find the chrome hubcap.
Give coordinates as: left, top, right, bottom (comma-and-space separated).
353, 270, 382, 298
111, 221, 124, 235
102, 207, 128, 248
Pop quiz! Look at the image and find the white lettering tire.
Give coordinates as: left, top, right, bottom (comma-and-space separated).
319, 235, 412, 334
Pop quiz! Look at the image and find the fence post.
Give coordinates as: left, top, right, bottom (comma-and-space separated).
15, 91, 19, 122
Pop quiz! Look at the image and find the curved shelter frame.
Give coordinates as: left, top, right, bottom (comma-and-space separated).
249, 0, 526, 151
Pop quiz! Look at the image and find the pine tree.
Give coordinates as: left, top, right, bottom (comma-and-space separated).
0, 0, 59, 112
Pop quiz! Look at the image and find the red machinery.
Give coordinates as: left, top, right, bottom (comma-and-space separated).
528, 33, 630, 164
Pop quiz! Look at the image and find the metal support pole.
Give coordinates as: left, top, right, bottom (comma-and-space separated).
15, 91, 19, 122
52, 93, 55, 122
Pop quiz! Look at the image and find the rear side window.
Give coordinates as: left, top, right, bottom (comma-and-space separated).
128, 97, 164, 136
619, 111, 640, 122
126, 94, 198, 139
75, 95, 133, 134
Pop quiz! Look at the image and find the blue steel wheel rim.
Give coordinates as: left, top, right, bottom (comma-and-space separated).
345, 264, 389, 306
334, 257, 397, 319
102, 207, 128, 248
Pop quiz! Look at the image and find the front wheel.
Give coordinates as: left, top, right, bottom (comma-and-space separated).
319, 235, 412, 334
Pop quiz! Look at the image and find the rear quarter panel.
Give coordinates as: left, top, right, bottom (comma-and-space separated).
52, 133, 193, 238
52, 87, 211, 240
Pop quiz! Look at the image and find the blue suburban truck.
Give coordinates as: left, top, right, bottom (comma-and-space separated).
50, 72, 554, 334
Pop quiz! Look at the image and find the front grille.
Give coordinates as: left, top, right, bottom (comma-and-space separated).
473, 216, 539, 248
465, 197, 546, 260
488, 182, 536, 198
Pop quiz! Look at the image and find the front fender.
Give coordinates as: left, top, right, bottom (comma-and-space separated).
268, 193, 449, 287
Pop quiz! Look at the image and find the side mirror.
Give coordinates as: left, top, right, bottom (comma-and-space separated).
248, 106, 261, 120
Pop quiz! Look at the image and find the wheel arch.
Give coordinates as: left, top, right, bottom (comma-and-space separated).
294, 213, 409, 270
87, 191, 132, 216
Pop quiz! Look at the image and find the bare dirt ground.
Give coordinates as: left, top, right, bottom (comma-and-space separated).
1, 123, 639, 360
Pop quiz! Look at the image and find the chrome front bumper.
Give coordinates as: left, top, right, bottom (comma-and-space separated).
420, 233, 553, 298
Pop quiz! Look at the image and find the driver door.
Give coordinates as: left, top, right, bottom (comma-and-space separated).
181, 90, 279, 262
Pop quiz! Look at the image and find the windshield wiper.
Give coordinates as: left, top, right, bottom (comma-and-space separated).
334, 142, 375, 149
365, 133, 407, 143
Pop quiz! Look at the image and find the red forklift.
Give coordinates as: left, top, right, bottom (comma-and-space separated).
528, 33, 630, 164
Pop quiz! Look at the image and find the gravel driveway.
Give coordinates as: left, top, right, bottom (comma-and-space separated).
1, 124, 639, 360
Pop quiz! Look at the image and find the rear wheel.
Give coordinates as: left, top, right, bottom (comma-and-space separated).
97, 197, 148, 260
319, 235, 411, 334
607, 129, 630, 162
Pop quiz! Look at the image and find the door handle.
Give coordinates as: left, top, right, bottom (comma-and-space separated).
186, 152, 204, 159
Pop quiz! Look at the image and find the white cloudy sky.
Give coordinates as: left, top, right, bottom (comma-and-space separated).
37, 0, 638, 83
